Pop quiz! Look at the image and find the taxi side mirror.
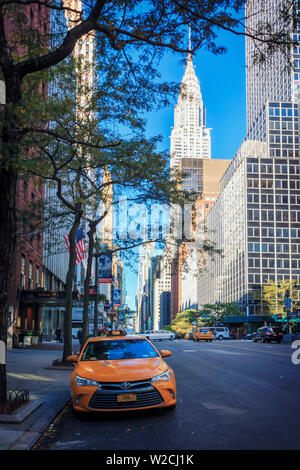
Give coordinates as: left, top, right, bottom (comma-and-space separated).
160, 350, 172, 358
67, 354, 78, 363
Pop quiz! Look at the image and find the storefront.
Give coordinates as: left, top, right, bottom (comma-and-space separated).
223, 315, 276, 339
15, 290, 80, 344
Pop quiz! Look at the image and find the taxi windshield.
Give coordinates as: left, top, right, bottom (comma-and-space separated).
81, 339, 159, 361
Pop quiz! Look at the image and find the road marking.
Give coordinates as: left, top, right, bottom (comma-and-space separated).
183, 350, 197, 352
201, 402, 246, 415
203, 349, 248, 355
209, 343, 291, 358
53, 440, 83, 448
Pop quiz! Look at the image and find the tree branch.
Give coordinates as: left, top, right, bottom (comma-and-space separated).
15, 0, 108, 78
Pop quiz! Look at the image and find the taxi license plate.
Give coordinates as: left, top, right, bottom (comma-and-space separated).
117, 393, 137, 403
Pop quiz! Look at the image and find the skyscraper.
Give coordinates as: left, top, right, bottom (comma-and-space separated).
246, 0, 300, 143
197, 1, 300, 325
170, 53, 211, 169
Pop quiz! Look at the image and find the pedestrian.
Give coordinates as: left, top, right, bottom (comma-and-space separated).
55, 327, 62, 343
77, 327, 83, 347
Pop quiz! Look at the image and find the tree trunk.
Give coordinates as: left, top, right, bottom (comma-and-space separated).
82, 223, 96, 346
0, 167, 17, 405
62, 207, 82, 361
0, 72, 22, 405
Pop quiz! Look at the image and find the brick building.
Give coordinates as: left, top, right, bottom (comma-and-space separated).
5, 3, 49, 346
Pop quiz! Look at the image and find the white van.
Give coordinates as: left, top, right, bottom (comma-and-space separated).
143, 330, 175, 341
211, 327, 230, 340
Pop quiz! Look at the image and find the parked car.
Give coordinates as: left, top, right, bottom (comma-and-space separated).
210, 326, 230, 340
243, 332, 255, 340
193, 327, 213, 342
252, 326, 283, 344
174, 332, 184, 339
143, 330, 175, 341
67, 333, 176, 415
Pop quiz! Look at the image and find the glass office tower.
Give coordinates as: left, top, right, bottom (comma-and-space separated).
198, 1, 300, 315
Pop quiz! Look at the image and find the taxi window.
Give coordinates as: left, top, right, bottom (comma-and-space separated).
81, 339, 159, 361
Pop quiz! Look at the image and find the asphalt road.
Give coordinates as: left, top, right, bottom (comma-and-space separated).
34, 339, 300, 451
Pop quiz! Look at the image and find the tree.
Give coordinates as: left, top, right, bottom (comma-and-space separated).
199, 302, 241, 326
262, 279, 296, 316
171, 308, 199, 333
0, 0, 297, 405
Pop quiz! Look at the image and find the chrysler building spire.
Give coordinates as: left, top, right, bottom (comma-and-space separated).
170, 36, 212, 169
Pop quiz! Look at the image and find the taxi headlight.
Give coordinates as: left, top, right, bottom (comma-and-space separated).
151, 370, 172, 383
75, 375, 101, 387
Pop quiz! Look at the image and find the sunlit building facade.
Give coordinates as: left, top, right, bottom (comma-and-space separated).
170, 53, 211, 169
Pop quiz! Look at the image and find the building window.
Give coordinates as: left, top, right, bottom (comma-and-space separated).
36, 267, 40, 289
29, 261, 33, 290
21, 254, 26, 289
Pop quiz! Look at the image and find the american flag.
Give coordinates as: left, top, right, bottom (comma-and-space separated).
64, 227, 86, 264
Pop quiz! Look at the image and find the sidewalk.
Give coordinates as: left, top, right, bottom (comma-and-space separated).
0, 339, 80, 450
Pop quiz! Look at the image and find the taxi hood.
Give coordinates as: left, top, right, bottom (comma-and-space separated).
75, 357, 168, 382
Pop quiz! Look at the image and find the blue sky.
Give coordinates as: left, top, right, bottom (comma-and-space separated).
123, 29, 247, 310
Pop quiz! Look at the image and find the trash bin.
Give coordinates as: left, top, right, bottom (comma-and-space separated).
24, 336, 32, 346
31, 336, 39, 345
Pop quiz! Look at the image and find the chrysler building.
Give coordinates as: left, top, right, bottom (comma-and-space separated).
170, 51, 211, 168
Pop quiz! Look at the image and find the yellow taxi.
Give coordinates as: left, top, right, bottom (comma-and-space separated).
67, 332, 176, 415
193, 327, 213, 342
184, 329, 194, 340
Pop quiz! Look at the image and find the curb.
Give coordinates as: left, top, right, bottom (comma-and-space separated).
0, 400, 42, 424
46, 366, 74, 370
26, 395, 71, 450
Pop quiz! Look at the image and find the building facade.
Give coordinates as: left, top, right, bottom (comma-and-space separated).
6, 3, 50, 347
198, 138, 300, 315
197, 1, 300, 320
245, 0, 300, 141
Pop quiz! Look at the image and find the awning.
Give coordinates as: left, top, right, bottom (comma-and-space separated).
223, 315, 271, 324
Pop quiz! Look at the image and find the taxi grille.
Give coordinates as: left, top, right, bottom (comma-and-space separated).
88, 384, 163, 410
